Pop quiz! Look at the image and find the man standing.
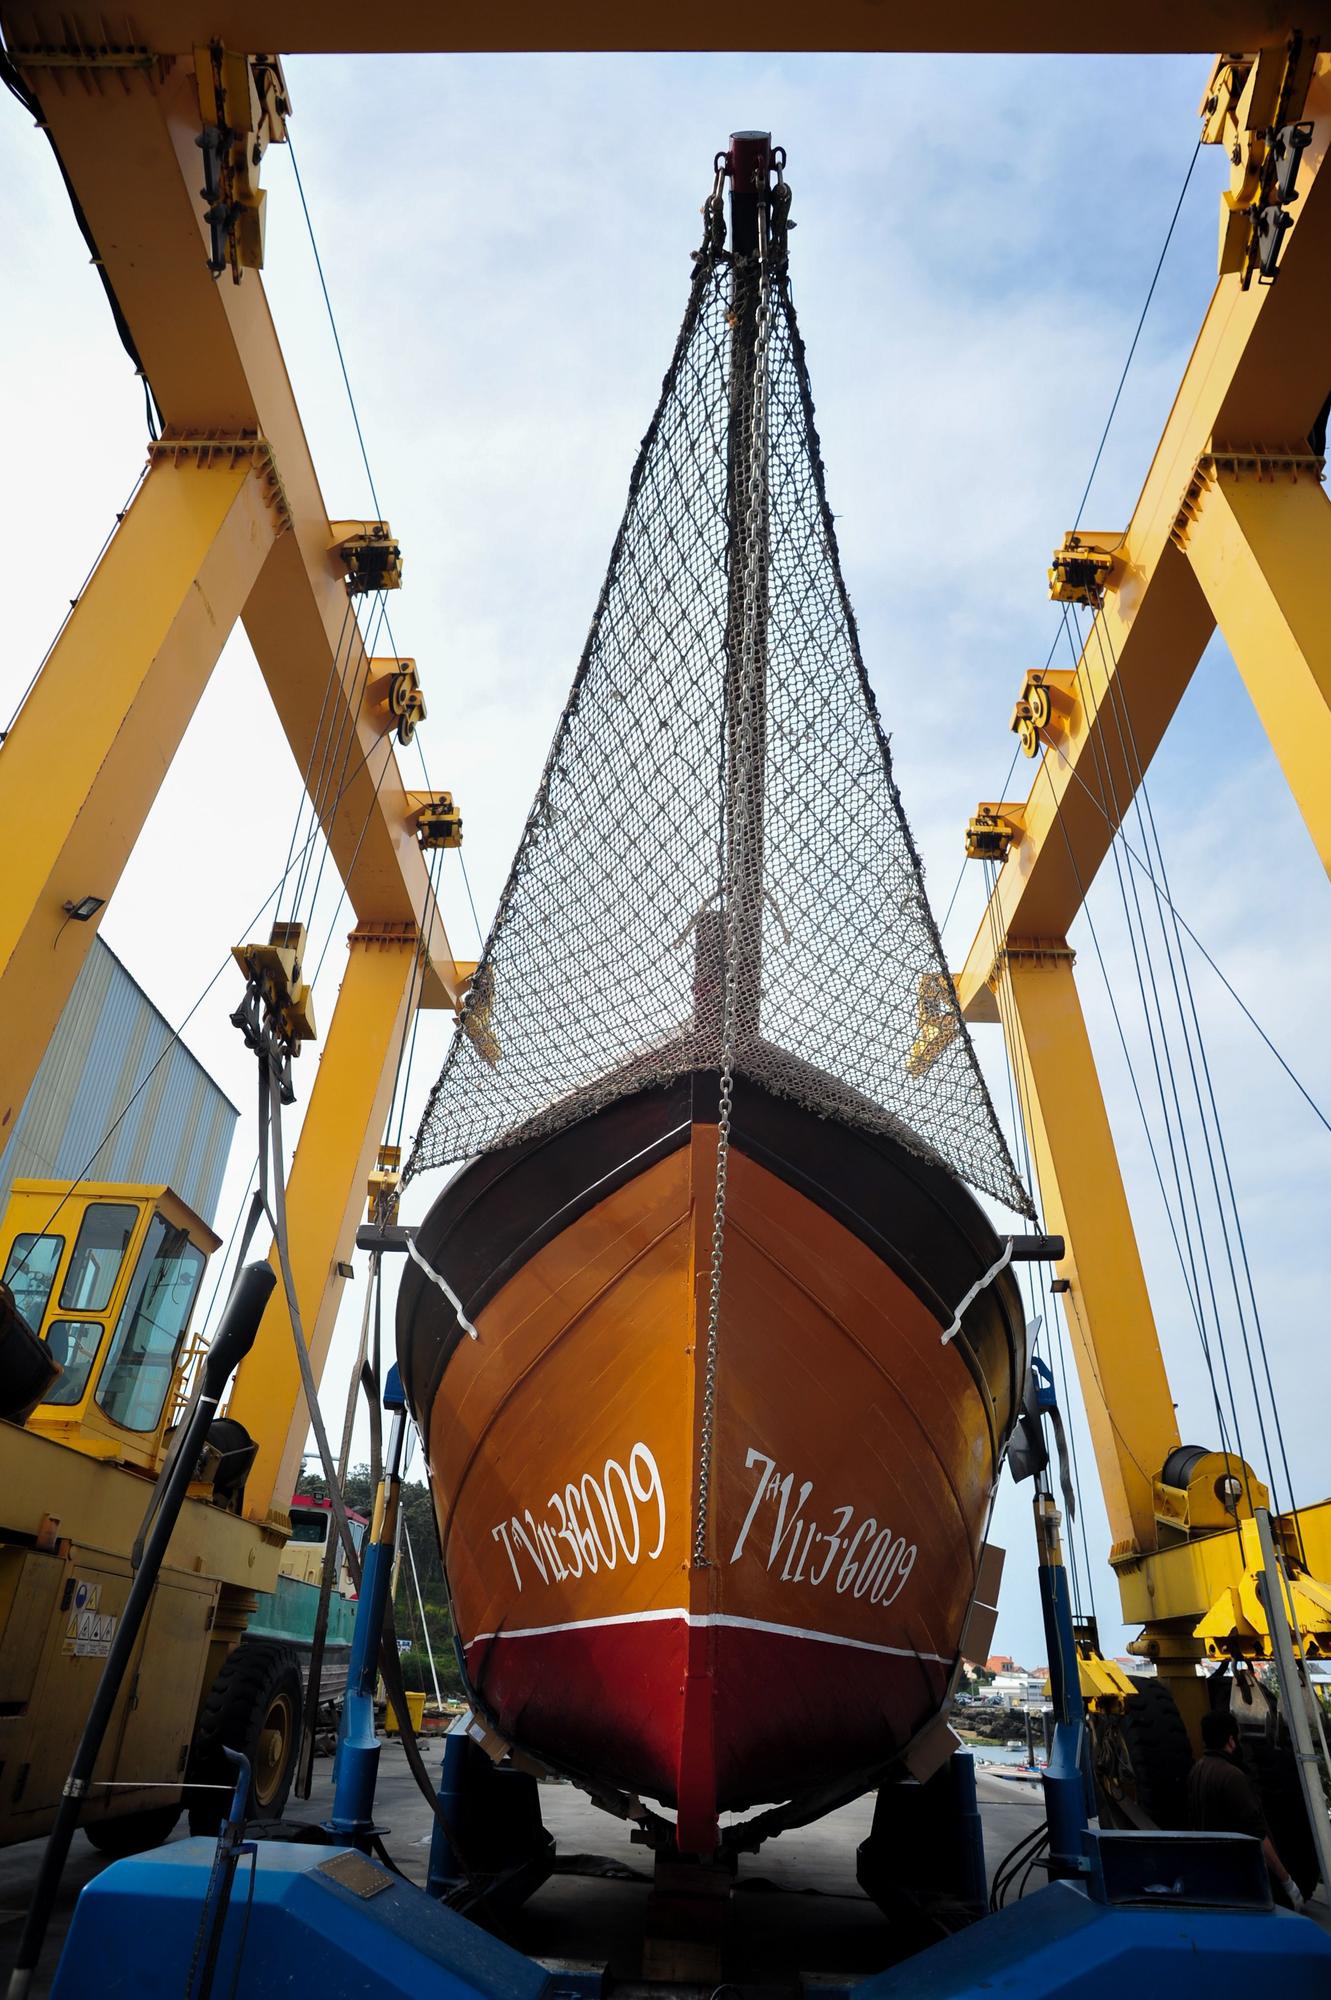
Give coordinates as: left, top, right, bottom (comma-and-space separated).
1188, 1707, 1304, 1909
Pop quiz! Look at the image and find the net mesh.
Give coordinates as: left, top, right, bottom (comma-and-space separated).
408, 200, 1032, 1218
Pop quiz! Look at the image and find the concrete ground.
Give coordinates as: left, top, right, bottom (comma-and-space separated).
2, 1746, 1324, 1995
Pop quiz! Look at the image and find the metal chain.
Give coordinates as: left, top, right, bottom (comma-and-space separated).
693, 216, 773, 1566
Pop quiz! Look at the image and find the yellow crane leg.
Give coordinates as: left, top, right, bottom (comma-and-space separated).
0, 450, 275, 1134
226, 922, 420, 1526
994, 940, 1181, 1558
1178, 454, 1331, 876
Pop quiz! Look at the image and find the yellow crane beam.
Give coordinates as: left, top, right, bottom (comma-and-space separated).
990, 943, 1180, 1557
1176, 453, 1331, 869
0, 452, 275, 1134
957, 60, 1331, 1023
0, 48, 459, 1061
949, 54, 1331, 1695
3, 1, 1328, 54
226, 925, 421, 1523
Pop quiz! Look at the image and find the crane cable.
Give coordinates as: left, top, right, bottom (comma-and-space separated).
981, 861, 1098, 1624
1033, 748, 1241, 1488
1066, 600, 1302, 1541
1055, 618, 1251, 1486
1034, 735, 1330, 1138
1066, 604, 1259, 1507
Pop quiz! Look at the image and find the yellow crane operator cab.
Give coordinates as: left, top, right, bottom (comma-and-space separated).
0, 1181, 231, 1480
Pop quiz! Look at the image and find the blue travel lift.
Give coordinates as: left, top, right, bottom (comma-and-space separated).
46, 1363, 1331, 1999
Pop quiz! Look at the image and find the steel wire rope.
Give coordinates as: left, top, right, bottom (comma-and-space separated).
1033, 735, 1330, 1137
979, 866, 1084, 1608
1081, 603, 1303, 1537
306, 732, 400, 992
1071, 140, 1203, 532
1055, 612, 1239, 1488
1070, 609, 1265, 1511
197, 1154, 261, 1338
382, 839, 447, 1159
457, 849, 486, 953
987, 870, 1102, 1626
1037, 723, 1326, 1549
1025, 807, 1244, 1568
287, 136, 384, 522
284, 596, 360, 924
1, 466, 149, 744
980, 862, 1096, 1622
1035, 634, 1253, 1542
275, 594, 356, 923
285, 135, 427, 781
8, 730, 394, 1270
298, 592, 391, 935
288, 592, 388, 934
1031, 744, 1236, 1468
1059, 616, 1220, 1380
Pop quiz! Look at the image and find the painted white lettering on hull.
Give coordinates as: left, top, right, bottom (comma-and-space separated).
492, 1443, 666, 1590
730, 1449, 917, 1605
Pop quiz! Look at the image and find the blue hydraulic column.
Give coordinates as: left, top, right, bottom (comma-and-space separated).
1020, 1357, 1092, 1881
324, 1365, 408, 1844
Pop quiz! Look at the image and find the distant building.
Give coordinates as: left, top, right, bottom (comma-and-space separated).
991, 1669, 1048, 1707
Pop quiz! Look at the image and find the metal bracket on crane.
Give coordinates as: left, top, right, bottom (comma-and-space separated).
230, 920, 317, 1103
1010, 668, 1079, 758
405, 790, 462, 848
1048, 533, 1119, 606
366, 1144, 402, 1225
193, 45, 291, 282
332, 523, 404, 594
1199, 37, 1318, 286
965, 801, 1026, 862
367, 659, 426, 744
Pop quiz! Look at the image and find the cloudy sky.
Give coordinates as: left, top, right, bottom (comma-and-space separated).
4, 49, 1329, 1672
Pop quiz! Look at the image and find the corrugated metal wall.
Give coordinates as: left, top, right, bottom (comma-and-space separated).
0, 939, 237, 1227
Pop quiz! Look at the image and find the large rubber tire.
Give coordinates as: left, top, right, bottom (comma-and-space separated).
1096, 1675, 1194, 1831
83, 1803, 181, 1856
1246, 1728, 1322, 1899
188, 1639, 302, 1836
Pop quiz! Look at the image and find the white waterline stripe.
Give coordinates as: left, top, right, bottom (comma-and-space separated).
465, 1606, 949, 1666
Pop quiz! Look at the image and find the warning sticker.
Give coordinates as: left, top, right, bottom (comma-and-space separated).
62, 1581, 118, 1659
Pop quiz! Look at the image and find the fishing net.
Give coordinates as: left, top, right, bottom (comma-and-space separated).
408, 185, 1032, 1218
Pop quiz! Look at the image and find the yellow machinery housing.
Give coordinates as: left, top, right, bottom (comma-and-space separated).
0, 1180, 292, 1850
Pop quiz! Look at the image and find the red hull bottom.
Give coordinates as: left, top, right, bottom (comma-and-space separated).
465, 1614, 950, 1847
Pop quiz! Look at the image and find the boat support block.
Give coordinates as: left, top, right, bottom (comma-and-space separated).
48, 1827, 1331, 1999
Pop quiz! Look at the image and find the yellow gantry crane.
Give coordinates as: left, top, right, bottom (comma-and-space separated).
1, 0, 1330, 1856
952, 42, 1331, 1781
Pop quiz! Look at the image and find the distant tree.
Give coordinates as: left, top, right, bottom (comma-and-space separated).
296, 1467, 462, 1699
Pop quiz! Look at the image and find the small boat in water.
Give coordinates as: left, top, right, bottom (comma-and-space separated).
397, 133, 1033, 1855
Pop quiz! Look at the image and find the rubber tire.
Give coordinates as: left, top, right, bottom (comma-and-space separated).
1108, 1675, 1194, 1831
1246, 1729, 1322, 1899
83, 1804, 181, 1856
188, 1640, 302, 1836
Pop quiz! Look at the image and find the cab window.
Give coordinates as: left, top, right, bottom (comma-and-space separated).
95, 1219, 205, 1432
288, 1510, 329, 1545
2, 1233, 64, 1333
59, 1204, 139, 1313
41, 1321, 105, 1406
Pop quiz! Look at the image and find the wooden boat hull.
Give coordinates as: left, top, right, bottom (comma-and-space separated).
398, 1073, 1025, 1852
